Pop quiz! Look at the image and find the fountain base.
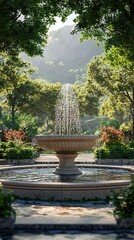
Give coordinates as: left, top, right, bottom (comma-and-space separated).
54, 153, 82, 175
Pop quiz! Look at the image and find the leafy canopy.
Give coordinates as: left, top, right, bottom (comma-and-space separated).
69, 0, 134, 61
1, 0, 134, 60
86, 47, 134, 137
0, 0, 70, 56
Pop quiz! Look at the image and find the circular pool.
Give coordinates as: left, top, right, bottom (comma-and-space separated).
0, 165, 133, 201
0, 166, 131, 183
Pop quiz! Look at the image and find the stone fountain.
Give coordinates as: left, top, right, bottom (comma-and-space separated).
0, 84, 132, 201
34, 84, 97, 175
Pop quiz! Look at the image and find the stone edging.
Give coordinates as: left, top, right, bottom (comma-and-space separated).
0, 223, 118, 231
96, 159, 134, 165
6, 159, 35, 165
14, 223, 118, 230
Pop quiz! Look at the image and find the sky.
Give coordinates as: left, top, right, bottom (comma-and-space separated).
49, 13, 75, 31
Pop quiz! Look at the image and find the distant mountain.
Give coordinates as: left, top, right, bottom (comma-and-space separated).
21, 25, 103, 84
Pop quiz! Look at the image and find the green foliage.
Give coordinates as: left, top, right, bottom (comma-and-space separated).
94, 126, 134, 159
0, 0, 134, 62
100, 126, 124, 146
0, 111, 40, 138
94, 146, 110, 159
16, 113, 39, 138
0, 185, 15, 218
0, 141, 39, 160
0, 53, 37, 129
100, 118, 120, 129
0, 53, 62, 131
111, 181, 134, 219
120, 122, 132, 138
29, 81, 61, 121
86, 51, 134, 138
0, 111, 13, 130
69, 1, 134, 61
73, 84, 99, 116
95, 142, 134, 159
0, 1, 65, 56
128, 140, 134, 148
86, 52, 134, 104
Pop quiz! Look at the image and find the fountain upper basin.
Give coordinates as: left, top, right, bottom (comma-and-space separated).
34, 135, 98, 152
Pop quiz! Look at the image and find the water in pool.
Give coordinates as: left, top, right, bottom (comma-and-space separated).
0, 167, 131, 183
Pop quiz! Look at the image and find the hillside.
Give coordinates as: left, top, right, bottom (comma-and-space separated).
21, 25, 103, 84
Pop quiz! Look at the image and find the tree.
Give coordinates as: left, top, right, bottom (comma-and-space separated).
68, 0, 134, 61
1, 1, 134, 61
73, 84, 99, 116
0, 0, 70, 56
0, 54, 38, 129
86, 49, 134, 138
23, 81, 62, 132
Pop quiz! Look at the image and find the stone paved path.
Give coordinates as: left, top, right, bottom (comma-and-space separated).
13, 200, 115, 225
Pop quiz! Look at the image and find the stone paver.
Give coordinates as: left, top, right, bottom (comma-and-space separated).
35, 153, 96, 164
13, 200, 115, 225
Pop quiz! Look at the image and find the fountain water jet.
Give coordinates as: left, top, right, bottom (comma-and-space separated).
55, 84, 81, 135
34, 84, 97, 175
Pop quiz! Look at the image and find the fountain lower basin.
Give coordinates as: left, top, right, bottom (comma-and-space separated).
34, 135, 97, 175
0, 165, 133, 201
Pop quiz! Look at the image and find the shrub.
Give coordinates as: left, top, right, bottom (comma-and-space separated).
94, 142, 134, 159
100, 118, 120, 129
100, 126, 124, 146
0, 185, 15, 218
128, 140, 134, 148
94, 126, 133, 159
111, 181, 134, 219
94, 147, 110, 159
0, 141, 39, 160
3, 129, 26, 142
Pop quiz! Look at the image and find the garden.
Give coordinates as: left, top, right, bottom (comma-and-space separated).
1, 0, 134, 236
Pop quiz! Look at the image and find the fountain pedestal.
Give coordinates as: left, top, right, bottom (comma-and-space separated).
54, 153, 82, 175
34, 135, 97, 176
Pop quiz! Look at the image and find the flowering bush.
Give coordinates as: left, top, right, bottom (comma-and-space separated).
3, 129, 26, 142
100, 126, 124, 146
94, 126, 134, 159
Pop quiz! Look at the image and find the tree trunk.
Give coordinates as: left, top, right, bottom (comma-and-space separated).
130, 0, 134, 23
131, 87, 134, 140
11, 107, 15, 130
46, 117, 49, 132
132, 109, 134, 140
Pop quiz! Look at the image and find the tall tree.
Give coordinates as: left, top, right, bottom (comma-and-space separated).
73, 84, 99, 116
0, 0, 70, 56
86, 49, 134, 138
69, 0, 134, 61
23, 81, 62, 126
1, 1, 134, 60
0, 54, 37, 128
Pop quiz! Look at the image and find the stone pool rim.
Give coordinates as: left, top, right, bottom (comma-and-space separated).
0, 164, 133, 201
